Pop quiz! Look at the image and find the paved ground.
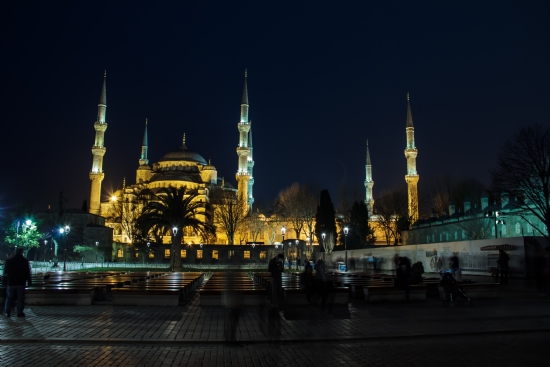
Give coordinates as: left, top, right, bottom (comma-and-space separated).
1, 332, 548, 367
1, 276, 549, 366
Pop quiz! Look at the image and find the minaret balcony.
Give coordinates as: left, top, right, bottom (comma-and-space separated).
236, 147, 250, 156
94, 122, 108, 132
91, 146, 106, 156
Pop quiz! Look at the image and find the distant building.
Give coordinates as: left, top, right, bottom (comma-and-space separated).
402, 192, 548, 245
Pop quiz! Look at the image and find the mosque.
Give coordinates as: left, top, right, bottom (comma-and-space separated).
86, 70, 420, 261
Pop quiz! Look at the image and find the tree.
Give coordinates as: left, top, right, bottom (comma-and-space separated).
211, 188, 247, 245
4, 218, 43, 256
137, 186, 214, 270
244, 209, 265, 242
106, 187, 148, 246
321, 232, 335, 255
492, 124, 550, 240
277, 183, 318, 240
374, 188, 409, 245
73, 245, 98, 263
458, 212, 493, 240
315, 190, 336, 252
347, 200, 376, 248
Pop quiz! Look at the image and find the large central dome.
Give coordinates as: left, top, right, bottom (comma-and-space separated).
158, 146, 208, 165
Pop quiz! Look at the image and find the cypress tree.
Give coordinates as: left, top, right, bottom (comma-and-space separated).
315, 189, 336, 251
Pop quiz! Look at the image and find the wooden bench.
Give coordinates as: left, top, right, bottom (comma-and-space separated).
364, 284, 427, 302
111, 287, 182, 306
24, 286, 96, 306
283, 286, 350, 306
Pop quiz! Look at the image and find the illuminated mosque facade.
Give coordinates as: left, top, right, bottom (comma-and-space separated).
86, 70, 420, 260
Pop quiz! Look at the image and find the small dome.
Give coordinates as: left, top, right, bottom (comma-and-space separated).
158, 146, 208, 165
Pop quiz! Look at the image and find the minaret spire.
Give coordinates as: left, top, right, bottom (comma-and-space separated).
236, 69, 252, 213
139, 118, 149, 166
364, 139, 374, 211
136, 118, 152, 184
89, 72, 108, 215
404, 93, 419, 223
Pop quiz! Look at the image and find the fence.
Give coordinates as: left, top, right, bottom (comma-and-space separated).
27, 262, 169, 274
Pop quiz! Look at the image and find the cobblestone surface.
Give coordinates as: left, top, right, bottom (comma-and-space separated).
1, 292, 550, 342
0, 332, 547, 367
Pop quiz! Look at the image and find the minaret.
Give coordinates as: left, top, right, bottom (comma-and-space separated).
404, 92, 419, 223
139, 118, 149, 166
136, 118, 151, 184
89, 71, 107, 215
364, 140, 374, 212
247, 122, 255, 210
236, 69, 251, 210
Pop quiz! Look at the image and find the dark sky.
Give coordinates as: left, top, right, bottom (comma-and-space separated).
2, 1, 550, 213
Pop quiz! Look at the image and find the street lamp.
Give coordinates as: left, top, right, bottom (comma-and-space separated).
306, 237, 310, 260
344, 227, 349, 272
44, 240, 48, 262
60, 225, 70, 272
171, 227, 178, 271
95, 241, 99, 263
321, 233, 326, 260
281, 226, 286, 257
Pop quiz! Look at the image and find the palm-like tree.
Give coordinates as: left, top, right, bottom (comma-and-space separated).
137, 186, 214, 270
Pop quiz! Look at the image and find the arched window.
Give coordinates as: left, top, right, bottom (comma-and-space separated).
527, 223, 532, 233
439, 233, 443, 242
502, 225, 507, 235
455, 231, 458, 240
445, 233, 449, 241
426, 235, 430, 243
515, 223, 521, 234
462, 230, 466, 239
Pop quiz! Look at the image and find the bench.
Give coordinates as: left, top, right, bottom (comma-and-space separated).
112, 288, 182, 306
24, 287, 96, 306
283, 287, 350, 306
364, 284, 427, 302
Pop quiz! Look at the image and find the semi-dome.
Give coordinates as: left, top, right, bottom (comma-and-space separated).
158, 147, 208, 165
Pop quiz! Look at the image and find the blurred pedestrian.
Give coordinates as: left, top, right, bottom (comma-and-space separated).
498, 250, 510, 284
268, 254, 284, 307
300, 260, 314, 304
4, 248, 32, 317
395, 257, 411, 301
222, 271, 242, 345
541, 246, 550, 296
315, 258, 333, 315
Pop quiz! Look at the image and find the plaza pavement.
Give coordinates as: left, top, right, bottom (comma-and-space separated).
0, 275, 549, 366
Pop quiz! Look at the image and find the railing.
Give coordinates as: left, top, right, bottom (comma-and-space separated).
180, 263, 268, 270
28, 262, 169, 274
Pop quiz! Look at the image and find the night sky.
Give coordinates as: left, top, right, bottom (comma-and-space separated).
2, 1, 550, 213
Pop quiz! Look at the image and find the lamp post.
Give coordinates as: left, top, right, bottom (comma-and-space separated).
321, 233, 326, 261
60, 226, 70, 272
281, 226, 286, 258
172, 227, 178, 272
306, 237, 310, 261
44, 240, 47, 262
343, 227, 349, 272
95, 241, 99, 263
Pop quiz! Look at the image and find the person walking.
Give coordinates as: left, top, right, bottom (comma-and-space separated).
4, 248, 33, 317
300, 260, 314, 305
498, 250, 510, 285
541, 246, 550, 296
395, 257, 412, 301
296, 257, 301, 271
314, 258, 333, 315
268, 254, 284, 308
